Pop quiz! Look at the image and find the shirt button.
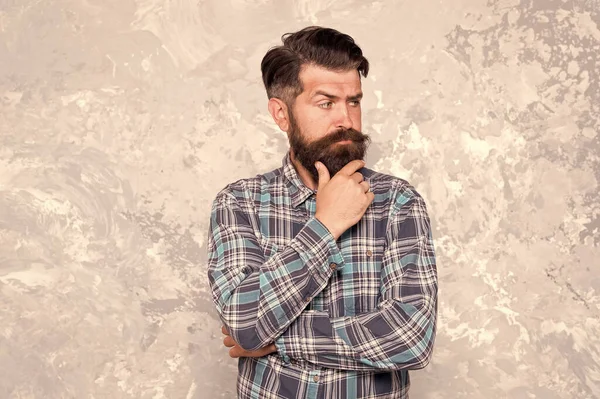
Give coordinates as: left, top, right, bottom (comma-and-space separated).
329, 262, 337, 270
366, 250, 373, 257
304, 296, 311, 302
313, 375, 319, 382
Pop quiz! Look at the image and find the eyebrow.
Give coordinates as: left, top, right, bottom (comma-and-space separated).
312, 90, 363, 102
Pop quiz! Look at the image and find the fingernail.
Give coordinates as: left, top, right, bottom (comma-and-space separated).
314, 162, 320, 170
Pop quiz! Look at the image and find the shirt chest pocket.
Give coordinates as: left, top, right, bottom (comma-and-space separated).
337, 239, 386, 315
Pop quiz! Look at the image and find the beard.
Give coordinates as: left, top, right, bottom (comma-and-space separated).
288, 111, 371, 183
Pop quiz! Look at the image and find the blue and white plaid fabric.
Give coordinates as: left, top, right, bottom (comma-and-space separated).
207, 152, 438, 399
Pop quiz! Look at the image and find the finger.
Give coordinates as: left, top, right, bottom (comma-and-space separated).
230, 346, 271, 358
315, 162, 331, 191
359, 180, 370, 193
254, 348, 272, 357
221, 325, 229, 335
338, 159, 365, 176
223, 335, 236, 348
351, 172, 364, 184
229, 346, 245, 358
366, 191, 375, 203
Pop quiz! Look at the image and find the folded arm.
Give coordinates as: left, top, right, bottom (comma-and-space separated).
275, 195, 438, 371
207, 190, 344, 351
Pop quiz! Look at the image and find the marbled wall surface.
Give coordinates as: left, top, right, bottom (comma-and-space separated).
1, 0, 599, 398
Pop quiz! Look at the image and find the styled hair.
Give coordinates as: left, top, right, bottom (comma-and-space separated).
260, 26, 369, 105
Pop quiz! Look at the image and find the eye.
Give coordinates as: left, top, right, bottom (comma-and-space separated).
349, 100, 361, 107
318, 101, 333, 109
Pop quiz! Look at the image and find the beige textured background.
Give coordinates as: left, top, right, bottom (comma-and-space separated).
1, 0, 599, 398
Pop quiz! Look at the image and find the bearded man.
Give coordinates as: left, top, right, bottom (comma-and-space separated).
207, 26, 438, 399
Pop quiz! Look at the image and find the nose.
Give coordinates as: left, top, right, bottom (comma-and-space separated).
335, 104, 353, 130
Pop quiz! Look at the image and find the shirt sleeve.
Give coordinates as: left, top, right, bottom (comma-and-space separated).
207, 190, 346, 351
274, 194, 438, 371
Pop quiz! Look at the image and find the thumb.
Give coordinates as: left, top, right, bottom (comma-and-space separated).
315, 162, 330, 190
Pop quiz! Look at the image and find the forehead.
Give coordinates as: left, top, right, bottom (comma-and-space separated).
298, 64, 362, 98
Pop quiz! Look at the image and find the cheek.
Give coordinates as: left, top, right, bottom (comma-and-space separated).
304, 114, 332, 138
352, 108, 362, 130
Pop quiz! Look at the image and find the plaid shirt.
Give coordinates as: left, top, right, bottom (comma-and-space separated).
207, 152, 438, 399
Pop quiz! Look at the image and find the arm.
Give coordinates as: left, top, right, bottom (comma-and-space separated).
275, 195, 438, 371
207, 190, 344, 351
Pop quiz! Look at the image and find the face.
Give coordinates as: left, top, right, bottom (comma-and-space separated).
287, 65, 371, 182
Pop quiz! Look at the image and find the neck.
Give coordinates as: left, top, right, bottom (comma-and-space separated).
290, 150, 318, 191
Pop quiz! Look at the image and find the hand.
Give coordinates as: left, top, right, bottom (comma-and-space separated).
314, 160, 374, 239
221, 325, 277, 358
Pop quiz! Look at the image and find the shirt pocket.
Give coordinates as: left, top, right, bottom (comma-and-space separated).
338, 238, 386, 315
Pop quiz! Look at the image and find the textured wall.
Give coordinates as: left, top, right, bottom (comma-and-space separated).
1, 0, 599, 398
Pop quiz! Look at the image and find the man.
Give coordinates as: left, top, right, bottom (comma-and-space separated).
207, 26, 438, 399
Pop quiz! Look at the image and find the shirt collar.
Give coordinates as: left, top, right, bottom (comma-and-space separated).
282, 151, 316, 208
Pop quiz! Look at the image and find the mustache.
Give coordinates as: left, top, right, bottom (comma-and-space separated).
311, 128, 370, 148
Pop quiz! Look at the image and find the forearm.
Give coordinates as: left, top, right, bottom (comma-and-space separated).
209, 217, 344, 351
275, 297, 437, 371
276, 195, 438, 371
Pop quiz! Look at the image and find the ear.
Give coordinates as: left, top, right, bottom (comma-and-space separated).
268, 98, 290, 132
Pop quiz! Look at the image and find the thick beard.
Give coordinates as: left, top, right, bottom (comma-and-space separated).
288, 110, 371, 183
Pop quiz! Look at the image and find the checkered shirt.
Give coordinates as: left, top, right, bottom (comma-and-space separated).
207, 152, 438, 399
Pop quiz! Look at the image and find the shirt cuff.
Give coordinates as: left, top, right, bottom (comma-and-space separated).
290, 217, 346, 273
274, 316, 305, 364
274, 335, 292, 365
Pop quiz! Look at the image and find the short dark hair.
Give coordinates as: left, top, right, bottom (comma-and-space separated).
260, 26, 369, 105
